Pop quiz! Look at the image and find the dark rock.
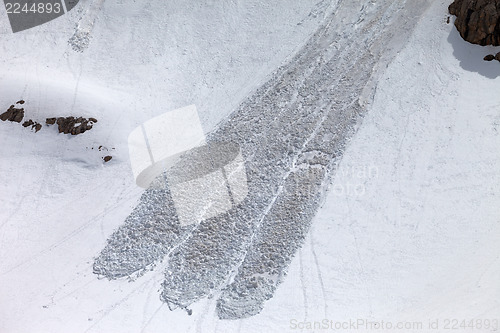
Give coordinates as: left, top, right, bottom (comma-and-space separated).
46, 117, 56, 125
449, 0, 500, 46
484, 54, 495, 61
22, 119, 34, 127
0, 105, 25, 123
22, 119, 42, 132
2, 103, 96, 136
47, 116, 97, 135
103, 156, 112, 163
496, 52, 500, 61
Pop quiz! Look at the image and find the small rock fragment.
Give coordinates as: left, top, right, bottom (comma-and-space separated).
22, 119, 34, 127
496, 52, 500, 62
46, 117, 57, 125
103, 156, 112, 163
484, 54, 495, 61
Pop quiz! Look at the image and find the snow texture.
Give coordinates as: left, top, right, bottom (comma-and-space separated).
93, 0, 431, 320
0, 0, 499, 332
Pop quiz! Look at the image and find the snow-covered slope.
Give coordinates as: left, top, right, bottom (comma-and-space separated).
287, 0, 500, 328
1, 0, 499, 332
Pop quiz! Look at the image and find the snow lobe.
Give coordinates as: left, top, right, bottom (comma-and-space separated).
94, 0, 430, 319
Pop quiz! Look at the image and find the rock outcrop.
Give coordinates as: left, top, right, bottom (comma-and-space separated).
46, 116, 98, 135
449, 0, 500, 46
0, 105, 25, 123
1, 100, 99, 139
22, 119, 42, 132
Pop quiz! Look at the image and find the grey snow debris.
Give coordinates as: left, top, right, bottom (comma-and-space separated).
93, 174, 193, 279
68, 31, 91, 53
68, 0, 105, 52
94, 0, 431, 319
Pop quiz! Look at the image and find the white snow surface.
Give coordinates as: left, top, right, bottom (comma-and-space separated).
0, 0, 499, 332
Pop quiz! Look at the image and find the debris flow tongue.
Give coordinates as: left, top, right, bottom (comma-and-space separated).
94, 0, 431, 319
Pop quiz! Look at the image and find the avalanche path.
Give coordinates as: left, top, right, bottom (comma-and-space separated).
93, 0, 431, 319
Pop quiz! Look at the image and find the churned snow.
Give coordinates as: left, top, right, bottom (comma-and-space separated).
0, 0, 499, 332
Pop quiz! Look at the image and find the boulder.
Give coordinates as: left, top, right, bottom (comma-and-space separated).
22, 119, 42, 132
46, 117, 56, 125
22, 119, 34, 127
0, 105, 24, 123
449, 0, 500, 46
45, 116, 98, 135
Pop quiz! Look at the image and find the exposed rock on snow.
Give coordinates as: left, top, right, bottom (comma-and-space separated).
1, 101, 97, 136
0, 104, 24, 123
45, 117, 56, 125
46, 116, 98, 135
449, 0, 500, 46
22, 119, 42, 133
22, 119, 34, 127
483, 52, 500, 61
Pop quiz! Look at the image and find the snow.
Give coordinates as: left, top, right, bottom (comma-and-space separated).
1, 0, 499, 332
301, 0, 500, 325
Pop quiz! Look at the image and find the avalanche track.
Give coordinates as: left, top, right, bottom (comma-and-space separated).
93, 0, 431, 320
